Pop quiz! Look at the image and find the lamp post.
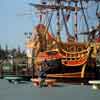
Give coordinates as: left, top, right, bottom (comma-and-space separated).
24, 32, 32, 76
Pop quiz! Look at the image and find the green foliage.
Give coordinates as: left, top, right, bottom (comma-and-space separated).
0, 46, 27, 61
0, 49, 6, 60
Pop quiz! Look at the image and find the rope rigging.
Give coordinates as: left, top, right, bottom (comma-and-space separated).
80, 0, 90, 40
61, 6, 70, 39
96, 2, 100, 22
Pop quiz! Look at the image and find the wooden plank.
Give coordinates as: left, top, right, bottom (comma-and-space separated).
47, 74, 81, 78
31, 78, 56, 87
47, 72, 81, 78
89, 80, 100, 84
88, 80, 100, 90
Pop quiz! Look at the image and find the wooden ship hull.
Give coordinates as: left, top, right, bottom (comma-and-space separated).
33, 42, 96, 80
26, 25, 96, 80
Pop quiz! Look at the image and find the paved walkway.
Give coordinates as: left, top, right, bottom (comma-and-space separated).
0, 79, 100, 100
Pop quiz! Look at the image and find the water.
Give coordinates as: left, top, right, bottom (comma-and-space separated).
0, 79, 100, 100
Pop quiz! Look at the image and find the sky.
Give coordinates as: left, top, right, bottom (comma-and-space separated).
0, 0, 39, 50
0, 0, 98, 50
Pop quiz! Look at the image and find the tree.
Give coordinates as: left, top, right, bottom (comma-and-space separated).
0, 49, 6, 60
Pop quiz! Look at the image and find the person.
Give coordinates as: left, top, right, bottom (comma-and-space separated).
38, 61, 47, 87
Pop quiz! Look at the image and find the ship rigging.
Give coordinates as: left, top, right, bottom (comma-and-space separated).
26, 0, 100, 80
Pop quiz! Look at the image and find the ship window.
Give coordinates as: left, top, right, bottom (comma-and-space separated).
76, 58, 79, 60
72, 58, 75, 60
67, 58, 70, 60
46, 51, 57, 55
77, 47, 81, 51
71, 54, 74, 57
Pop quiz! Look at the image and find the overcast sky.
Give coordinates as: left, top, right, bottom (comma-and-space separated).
0, 0, 98, 50
0, 0, 40, 50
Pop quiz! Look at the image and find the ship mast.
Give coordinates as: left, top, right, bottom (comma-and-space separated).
74, 0, 78, 41
56, 0, 61, 42
29, 0, 99, 44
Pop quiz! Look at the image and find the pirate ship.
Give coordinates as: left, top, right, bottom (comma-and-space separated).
26, 0, 100, 80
